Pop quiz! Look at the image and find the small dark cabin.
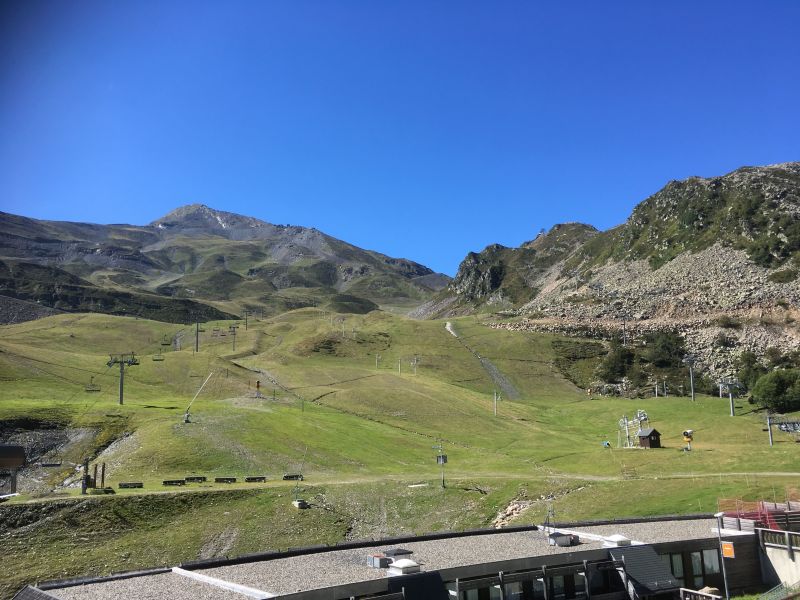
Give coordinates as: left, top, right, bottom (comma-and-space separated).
637, 428, 661, 449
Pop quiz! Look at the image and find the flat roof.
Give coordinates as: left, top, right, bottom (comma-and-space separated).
200, 529, 603, 596
39, 518, 721, 600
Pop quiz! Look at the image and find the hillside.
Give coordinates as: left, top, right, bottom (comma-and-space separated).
1, 310, 798, 597
0, 204, 449, 323
423, 163, 800, 377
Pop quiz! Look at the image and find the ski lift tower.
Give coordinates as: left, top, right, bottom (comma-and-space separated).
683, 354, 696, 402
432, 443, 447, 488
107, 353, 139, 405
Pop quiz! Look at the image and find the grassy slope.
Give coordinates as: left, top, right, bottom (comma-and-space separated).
1, 310, 798, 596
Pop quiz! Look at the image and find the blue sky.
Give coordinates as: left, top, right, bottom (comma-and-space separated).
1, 1, 798, 275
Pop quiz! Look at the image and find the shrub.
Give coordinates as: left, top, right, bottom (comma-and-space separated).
641, 332, 686, 368
768, 269, 798, 284
714, 315, 741, 329
751, 369, 800, 413
737, 351, 767, 391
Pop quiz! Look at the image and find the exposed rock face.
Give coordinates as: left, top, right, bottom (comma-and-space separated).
442, 163, 800, 375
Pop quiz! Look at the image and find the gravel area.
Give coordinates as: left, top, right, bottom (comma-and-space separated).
566, 518, 720, 544
201, 530, 604, 596
48, 572, 249, 600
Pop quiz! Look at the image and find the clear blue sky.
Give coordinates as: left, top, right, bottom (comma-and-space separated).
1, 1, 798, 275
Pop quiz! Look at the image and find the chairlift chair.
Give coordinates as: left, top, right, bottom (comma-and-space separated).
161, 335, 171, 346
84, 376, 101, 392
152, 353, 164, 362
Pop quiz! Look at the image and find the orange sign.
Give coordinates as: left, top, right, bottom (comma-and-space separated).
721, 541, 735, 558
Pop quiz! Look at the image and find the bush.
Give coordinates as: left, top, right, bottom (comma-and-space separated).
751, 369, 800, 413
596, 337, 635, 383
714, 315, 741, 329
737, 351, 767, 391
641, 332, 686, 368
768, 269, 798, 284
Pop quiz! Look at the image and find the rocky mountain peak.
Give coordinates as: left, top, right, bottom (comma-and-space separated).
150, 204, 271, 233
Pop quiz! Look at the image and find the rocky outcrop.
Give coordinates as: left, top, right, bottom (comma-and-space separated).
445, 163, 800, 374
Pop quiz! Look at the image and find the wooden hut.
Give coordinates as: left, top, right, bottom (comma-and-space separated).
637, 428, 661, 449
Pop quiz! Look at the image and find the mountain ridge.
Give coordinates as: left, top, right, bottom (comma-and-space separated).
419, 162, 800, 377
0, 204, 450, 323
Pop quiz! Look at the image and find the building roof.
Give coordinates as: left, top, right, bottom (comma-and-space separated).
35, 518, 720, 600
637, 428, 659, 437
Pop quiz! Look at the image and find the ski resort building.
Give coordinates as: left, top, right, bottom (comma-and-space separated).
16, 511, 799, 600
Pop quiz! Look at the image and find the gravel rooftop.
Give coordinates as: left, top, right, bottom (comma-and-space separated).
40, 519, 722, 599
202, 529, 601, 595
48, 572, 248, 600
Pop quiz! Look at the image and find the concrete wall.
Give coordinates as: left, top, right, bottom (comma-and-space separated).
762, 546, 800, 587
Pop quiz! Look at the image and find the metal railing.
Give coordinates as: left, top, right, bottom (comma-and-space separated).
756, 579, 800, 600
680, 588, 722, 600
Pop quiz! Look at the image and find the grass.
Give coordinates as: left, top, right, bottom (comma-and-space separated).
1, 309, 799, 596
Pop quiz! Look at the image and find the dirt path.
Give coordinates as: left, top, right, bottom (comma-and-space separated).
445, 322, 521, 400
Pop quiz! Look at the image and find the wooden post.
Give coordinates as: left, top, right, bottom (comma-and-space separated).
100, 462, 106, 489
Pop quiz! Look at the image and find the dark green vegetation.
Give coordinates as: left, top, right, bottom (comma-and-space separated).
752, 369, 800, 413
1, 310, 798, 597
594, 332, 717, 396
0, 204, 448, 324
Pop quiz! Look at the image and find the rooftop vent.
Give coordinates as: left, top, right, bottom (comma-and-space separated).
368, 554, 392, 568
548, 532, 579, 547
384, 548, 413, 558
603, 534, 631, 548
388, 558, 420, 576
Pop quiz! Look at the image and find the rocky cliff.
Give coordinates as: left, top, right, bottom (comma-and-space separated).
435, 163, 800, 377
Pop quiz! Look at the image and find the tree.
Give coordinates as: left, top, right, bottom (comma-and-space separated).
737, 351, 767, 391
751, 369, 800, 413
596, 337, 635, 383
641, 332, 685, 368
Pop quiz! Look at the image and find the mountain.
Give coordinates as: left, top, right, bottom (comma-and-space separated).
0, 204, 449, 323
423, 162, 800, 376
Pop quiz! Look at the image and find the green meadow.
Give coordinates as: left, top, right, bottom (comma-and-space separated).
0, 309, 797, 596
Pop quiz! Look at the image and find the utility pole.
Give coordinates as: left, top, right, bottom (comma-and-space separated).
243, 310, 250, 331
683, 354, 696, 402
230, 324, 238, 351
398, 359, 401, 374
767, 414, 774, 447
107, 353, 139, 405
493, 390, 498, 416
195, 321, 200, 353
432, 443, 447, 488
375, 354, 381, 369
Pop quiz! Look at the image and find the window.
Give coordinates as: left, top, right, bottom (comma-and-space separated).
552, 575, 565, 599
504, 582, 524, 600
691, 552, 703, 589
702, 549, 721, 575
